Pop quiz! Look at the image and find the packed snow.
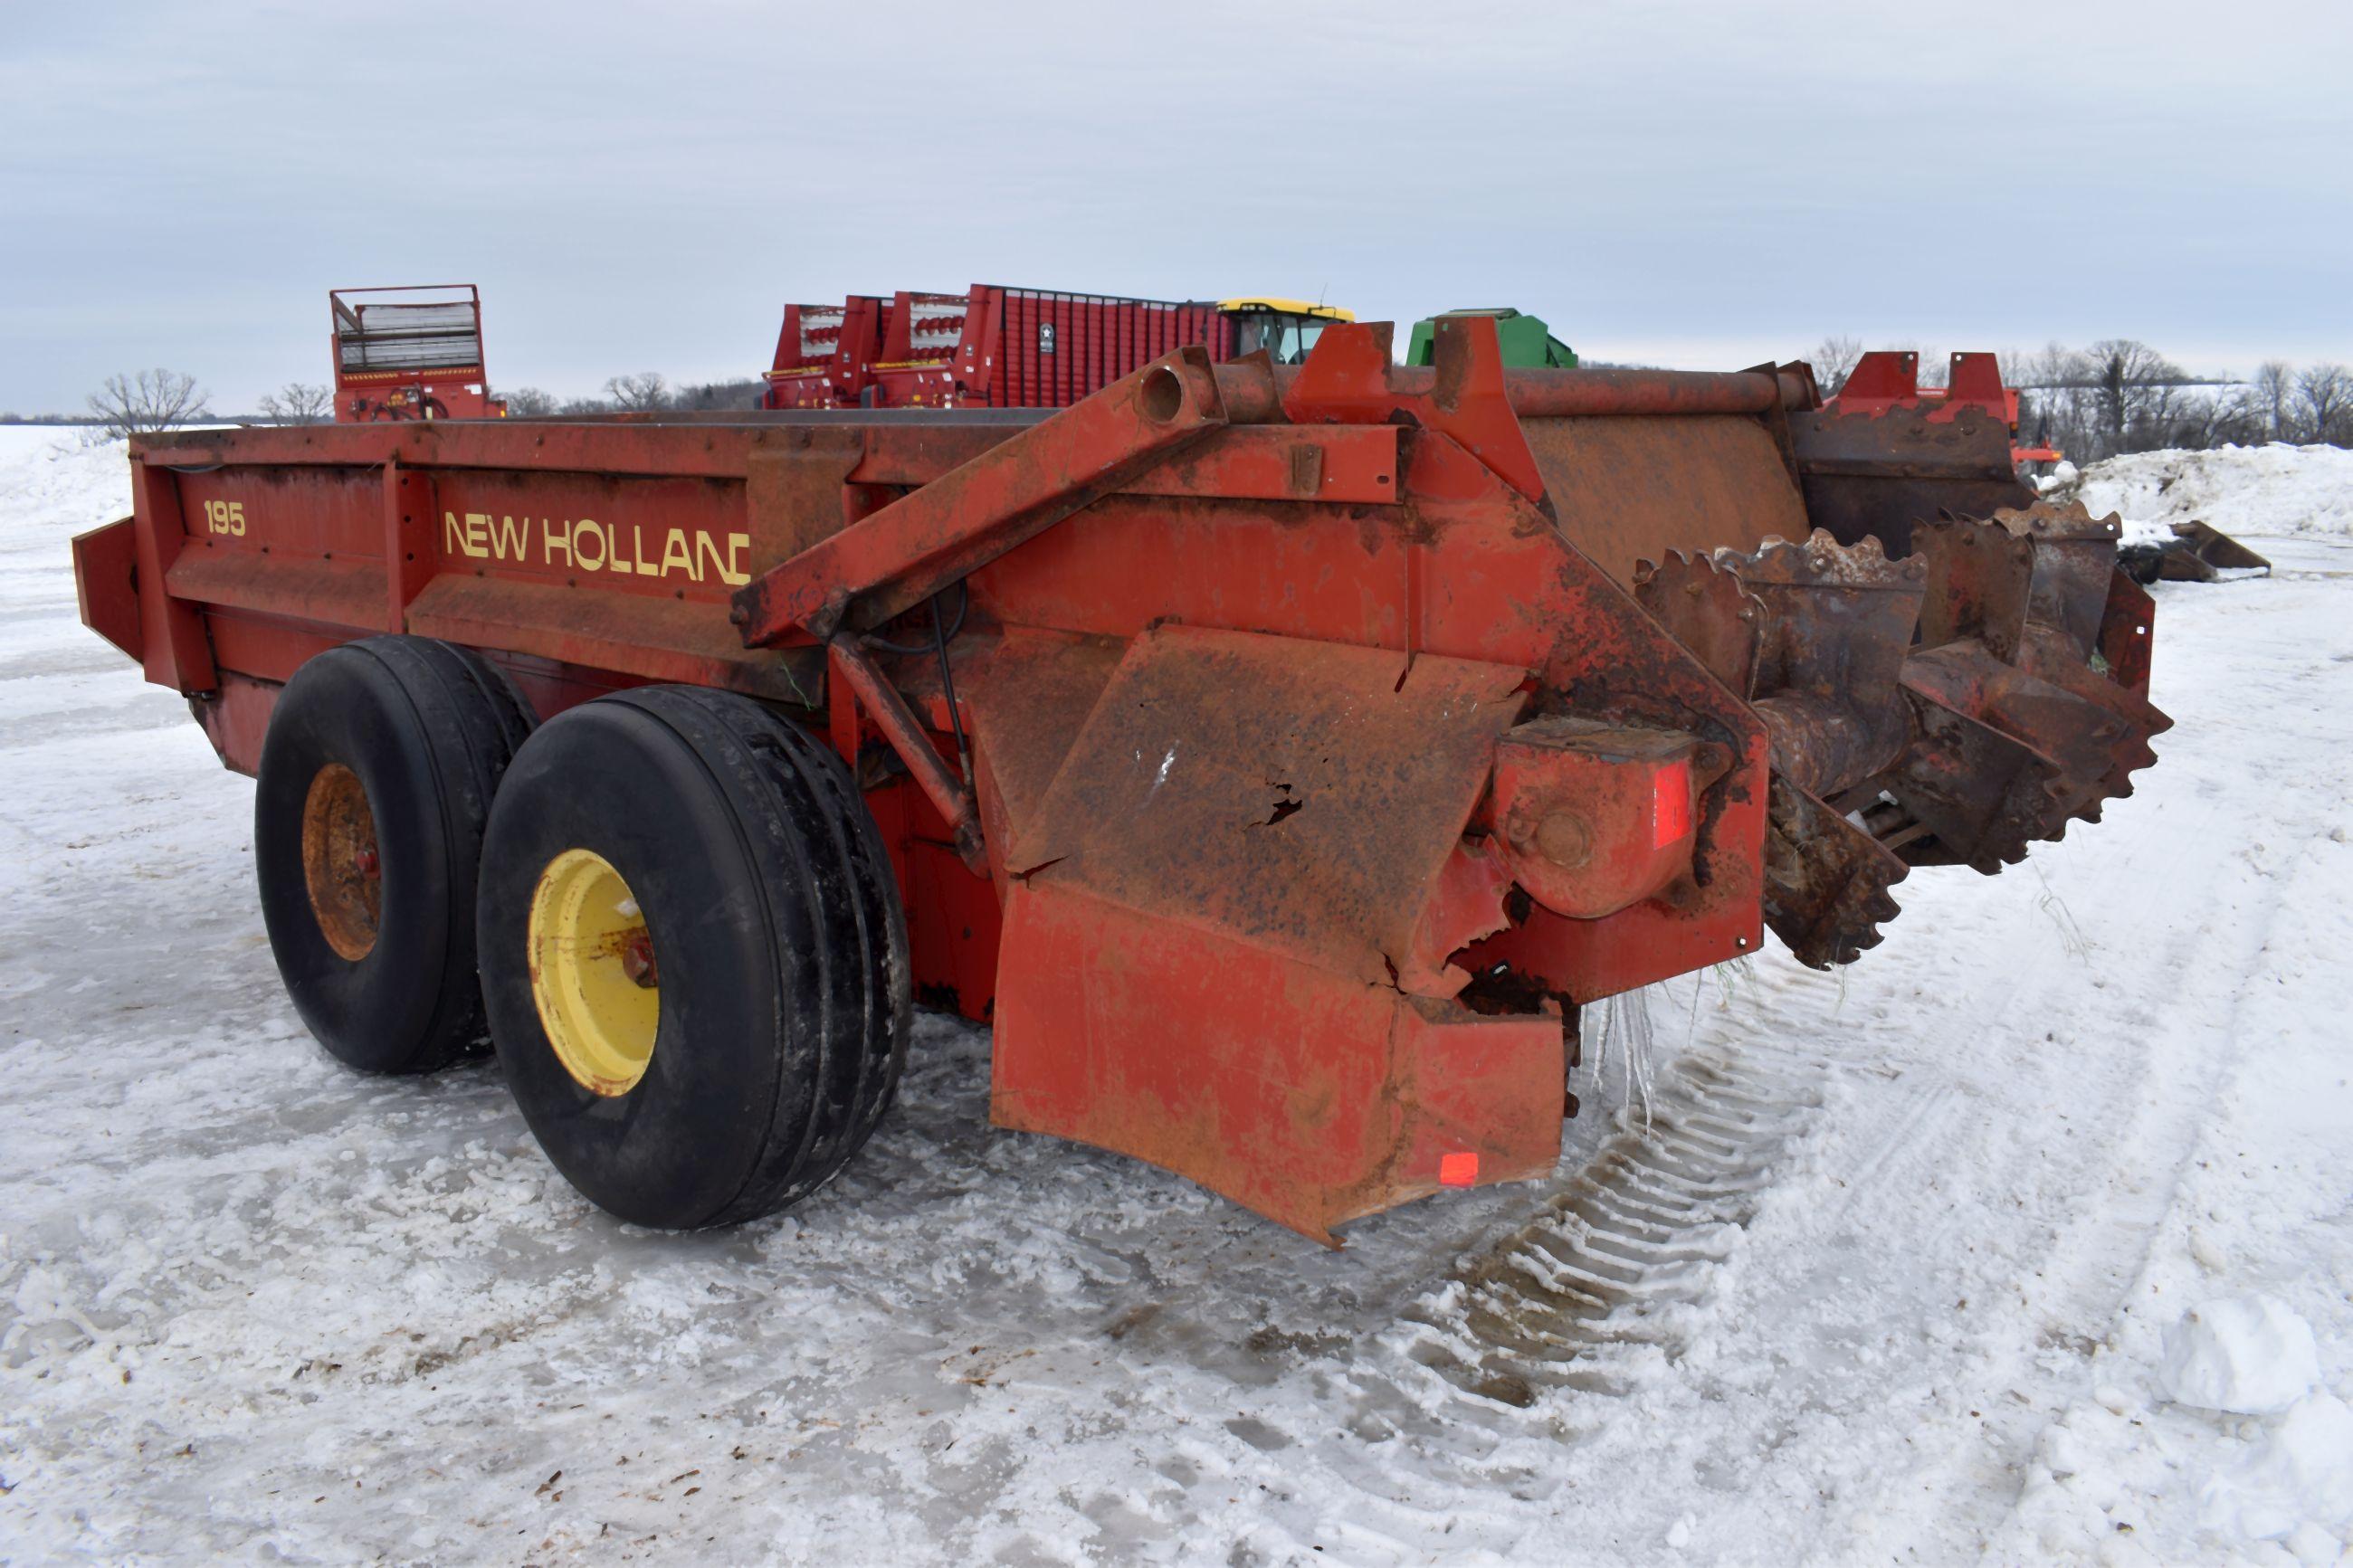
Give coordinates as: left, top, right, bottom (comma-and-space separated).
2160, 1296, 2323, 1417
2, 427, 2349, 1565
2062, 442, 2353, 540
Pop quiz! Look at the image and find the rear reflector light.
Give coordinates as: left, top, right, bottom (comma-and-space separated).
1653, 762, 1692, 849
1439, 1151, 1480, 1187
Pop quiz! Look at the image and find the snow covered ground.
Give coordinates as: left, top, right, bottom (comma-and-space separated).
2, 427, 2348, 1566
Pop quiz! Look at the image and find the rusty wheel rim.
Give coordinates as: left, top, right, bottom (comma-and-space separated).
300, 763, 382, 962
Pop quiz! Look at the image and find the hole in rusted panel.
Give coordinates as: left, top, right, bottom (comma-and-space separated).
1248, 779, 1305, 829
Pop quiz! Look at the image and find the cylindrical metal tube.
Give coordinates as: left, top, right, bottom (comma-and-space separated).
1756, 691, 1900, 801
1211, 363, 1810, 423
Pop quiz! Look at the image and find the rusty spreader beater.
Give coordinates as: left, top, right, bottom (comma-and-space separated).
72, 318, 2166, 1242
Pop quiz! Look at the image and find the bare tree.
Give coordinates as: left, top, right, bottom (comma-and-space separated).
2294, 364, 2348, 444
602, 372, 671, 412
501, 386, 557, 417
670, 378, 767, 412
2209, 385, 2270, 449
1809, 335, 1863, 396
2251, 361, 2294, 442
258, 382, 332, 424
87, 369, 210, 439
2078, 339, 2186, 457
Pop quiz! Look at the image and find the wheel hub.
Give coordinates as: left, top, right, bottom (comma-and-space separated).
527, 848, 660, 1096
300, 763, 381, 962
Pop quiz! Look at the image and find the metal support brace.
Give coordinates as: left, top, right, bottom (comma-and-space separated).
827, 638, 988, 876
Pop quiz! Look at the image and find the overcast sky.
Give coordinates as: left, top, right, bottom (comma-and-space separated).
4, 1, 2348, 411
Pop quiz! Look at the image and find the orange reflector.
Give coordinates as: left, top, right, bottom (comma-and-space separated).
1652, 761, 1692, 849
1439, 1151, 1479, 1187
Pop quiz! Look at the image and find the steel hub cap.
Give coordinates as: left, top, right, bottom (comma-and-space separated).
527, 848, 660, 1096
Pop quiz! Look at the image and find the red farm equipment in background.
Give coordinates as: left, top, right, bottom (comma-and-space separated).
1825, 349, 2063, 467
1823, 349, 2268, 579
71, 314, 2170, 1246
331, 285, 507, 423
763, 286, 1349, 410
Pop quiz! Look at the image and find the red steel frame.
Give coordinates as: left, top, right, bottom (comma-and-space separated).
76, 319, 1967, 1242
330, 284, 505, 423
1827, 348, 2068, 463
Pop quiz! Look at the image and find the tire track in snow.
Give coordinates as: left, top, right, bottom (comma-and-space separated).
1198, 1041, 1831, 1565
1394, 1043, 1822, 1409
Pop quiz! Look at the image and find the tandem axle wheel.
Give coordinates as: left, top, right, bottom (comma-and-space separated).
477, 686, 911, 1231
254, 636, 534, 1076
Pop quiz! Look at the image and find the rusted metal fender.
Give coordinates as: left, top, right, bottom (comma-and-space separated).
1005, 623, 1530, 997
991, 881, 1567, 1248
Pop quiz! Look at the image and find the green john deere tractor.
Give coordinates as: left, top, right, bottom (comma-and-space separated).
1404, 307, 1577, 368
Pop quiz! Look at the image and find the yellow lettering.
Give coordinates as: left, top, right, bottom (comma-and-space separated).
661, 528, 697, 581
695, 532, 728, 583
572, 518, 606, 571
631, 525, 657, 576
722, 533, 751, 585
605, 522, 624, 573
544, 516, 572, 569
492, 514, 529, 561
463, 512, 491, 557
443, 510, 467, 555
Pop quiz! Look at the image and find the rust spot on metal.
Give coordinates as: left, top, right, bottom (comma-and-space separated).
300, 762, 380, 963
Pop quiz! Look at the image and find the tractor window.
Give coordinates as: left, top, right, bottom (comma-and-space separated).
1233, 312, 1328, 366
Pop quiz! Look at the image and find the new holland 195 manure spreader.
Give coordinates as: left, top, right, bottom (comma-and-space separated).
71, 316, 2167, 1243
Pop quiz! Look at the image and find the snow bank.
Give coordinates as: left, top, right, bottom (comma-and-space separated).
2062, 442, 2353, 539
0, 426, 133, 536
2160, 1296, 2321, 1415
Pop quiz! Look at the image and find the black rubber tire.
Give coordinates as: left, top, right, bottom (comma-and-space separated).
477, 687, 911, 1231
255, 636, 536, 1075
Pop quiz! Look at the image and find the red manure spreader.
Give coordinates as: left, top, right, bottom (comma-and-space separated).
330, 284, 506, 423
71, 317, 2167, 1243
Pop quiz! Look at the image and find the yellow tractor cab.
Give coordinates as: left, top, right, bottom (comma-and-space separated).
1217, 298, 1354, 365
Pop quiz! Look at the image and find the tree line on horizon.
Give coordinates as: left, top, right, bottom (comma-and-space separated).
28, 347, 2353, 459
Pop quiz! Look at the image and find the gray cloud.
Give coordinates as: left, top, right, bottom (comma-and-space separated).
3, 0, 2348, 410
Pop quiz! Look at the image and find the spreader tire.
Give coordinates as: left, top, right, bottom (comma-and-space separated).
255, 636, 536, 1075
476, 687, 911, 1231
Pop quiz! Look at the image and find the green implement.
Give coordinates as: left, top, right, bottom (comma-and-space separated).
1405, 307, 1577, 368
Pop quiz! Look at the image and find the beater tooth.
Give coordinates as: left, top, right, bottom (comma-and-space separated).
1633, 548, 1767, 699
1641, 510, 2168, 952
1760, 774, 1908, 969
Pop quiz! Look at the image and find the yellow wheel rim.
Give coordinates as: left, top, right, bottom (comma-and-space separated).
527, 848, 660, 1097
